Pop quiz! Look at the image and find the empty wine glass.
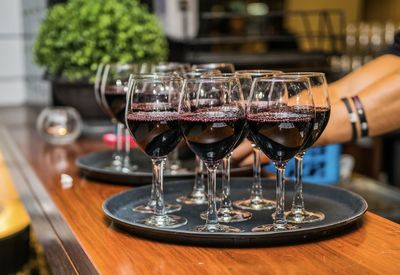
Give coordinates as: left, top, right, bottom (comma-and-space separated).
280, 72, 330, 224
233, 70, 282, 211
179, 76, 246, 232
248, 76, 314, 232
126, 74, 187, 228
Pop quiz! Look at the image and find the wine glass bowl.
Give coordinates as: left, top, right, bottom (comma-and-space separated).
278, 72, 330, 224
233, 69, 283, 211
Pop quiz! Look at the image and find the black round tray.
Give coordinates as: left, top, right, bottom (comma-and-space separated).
76, 149, 252, 185
103, 178, 368, 246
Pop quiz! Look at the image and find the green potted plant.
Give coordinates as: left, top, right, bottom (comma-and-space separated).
34, 0, 168, 120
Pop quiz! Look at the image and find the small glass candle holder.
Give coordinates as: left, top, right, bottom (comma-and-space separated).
36, 107, 82, 145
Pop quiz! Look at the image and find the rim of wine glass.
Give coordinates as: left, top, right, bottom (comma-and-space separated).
130, 73, 183, 81
272, 72, 329, 96
184, 70, 222, 78
253, 76, 311, 83
218, 72, 252, 79
184, 76, 243, 85
277, 72, 326, 77
236, 69, 283, 75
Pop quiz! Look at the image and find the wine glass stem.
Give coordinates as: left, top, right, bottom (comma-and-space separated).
193, 156, 205, 194
274, 162, 288, 228
250, 145, 263, 200
291, 152, 305, 214
123, 127, 131, 167
111, 122, 123, 166
152, 158, 167, 217
205, 163, 220, 227
221, 153, 232, 210
116, 122, 124, 155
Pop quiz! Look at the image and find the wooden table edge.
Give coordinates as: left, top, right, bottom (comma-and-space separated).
0, 127, 98, 275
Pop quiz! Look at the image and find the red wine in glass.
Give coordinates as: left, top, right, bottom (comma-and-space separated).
179, 110, 246, 164
302, 107, 330, 150
126, 112, 182, 158
233, 123, 249, 149
247, 108, 314, 163
104, 85, 127, 125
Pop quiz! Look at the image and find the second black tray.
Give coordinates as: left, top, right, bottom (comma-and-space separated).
103, 178, 368, 246
76, 150, 252, 185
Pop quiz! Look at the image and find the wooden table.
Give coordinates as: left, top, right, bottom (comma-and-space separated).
1, 106, 400, 274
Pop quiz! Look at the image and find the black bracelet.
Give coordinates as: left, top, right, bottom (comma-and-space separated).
351, 95, 369, 138
341, 97, 358, 141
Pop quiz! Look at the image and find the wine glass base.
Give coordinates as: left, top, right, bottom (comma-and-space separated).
133, 201, 182, 214
176, 194, 207, 205
103, 164, 122, 172
233, 198, 275, 211
252, 223, 298, 232
200, 209, 252, 223
285, 210, 325, 224
192, 224, 241, 233
138, 214, 187, 229
120, 165, 139, 173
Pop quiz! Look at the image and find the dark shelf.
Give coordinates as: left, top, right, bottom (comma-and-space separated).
185, 51, 329, 66
201, 9, 345, 20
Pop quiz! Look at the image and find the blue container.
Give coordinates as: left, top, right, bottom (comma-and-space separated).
264, 144, 341, 185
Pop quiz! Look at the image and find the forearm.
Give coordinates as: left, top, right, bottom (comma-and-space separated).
329, 54, 400, 103
360, 71, 400, 137
317, 71, 400, 145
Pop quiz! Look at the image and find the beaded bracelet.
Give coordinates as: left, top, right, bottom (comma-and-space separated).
341, 97, 358, 141
351, 95, 369, 138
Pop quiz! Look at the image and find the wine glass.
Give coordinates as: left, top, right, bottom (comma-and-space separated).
233, 70, 282, 211
179, 76, 246, 232
280, 72, 330, 224
152, 63, 189, 174
94, 63, 123, 170
199, 73, 252, 222
248, 76, 314, 232
127, 73, 183, 214
100, 64, 142, 173
175, 71, 216, 205
192, 63, 235, 73
126, 74, 187, 228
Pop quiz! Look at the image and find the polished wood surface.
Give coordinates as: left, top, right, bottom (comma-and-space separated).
1, 107, 400, 274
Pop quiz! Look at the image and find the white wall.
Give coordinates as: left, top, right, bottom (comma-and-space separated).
0, 0, 50, 106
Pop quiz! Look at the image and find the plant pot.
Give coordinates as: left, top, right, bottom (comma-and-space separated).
52, 80, 108, 120
52, 80, 112, 136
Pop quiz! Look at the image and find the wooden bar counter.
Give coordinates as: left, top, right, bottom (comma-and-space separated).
1, 107, 400, 274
